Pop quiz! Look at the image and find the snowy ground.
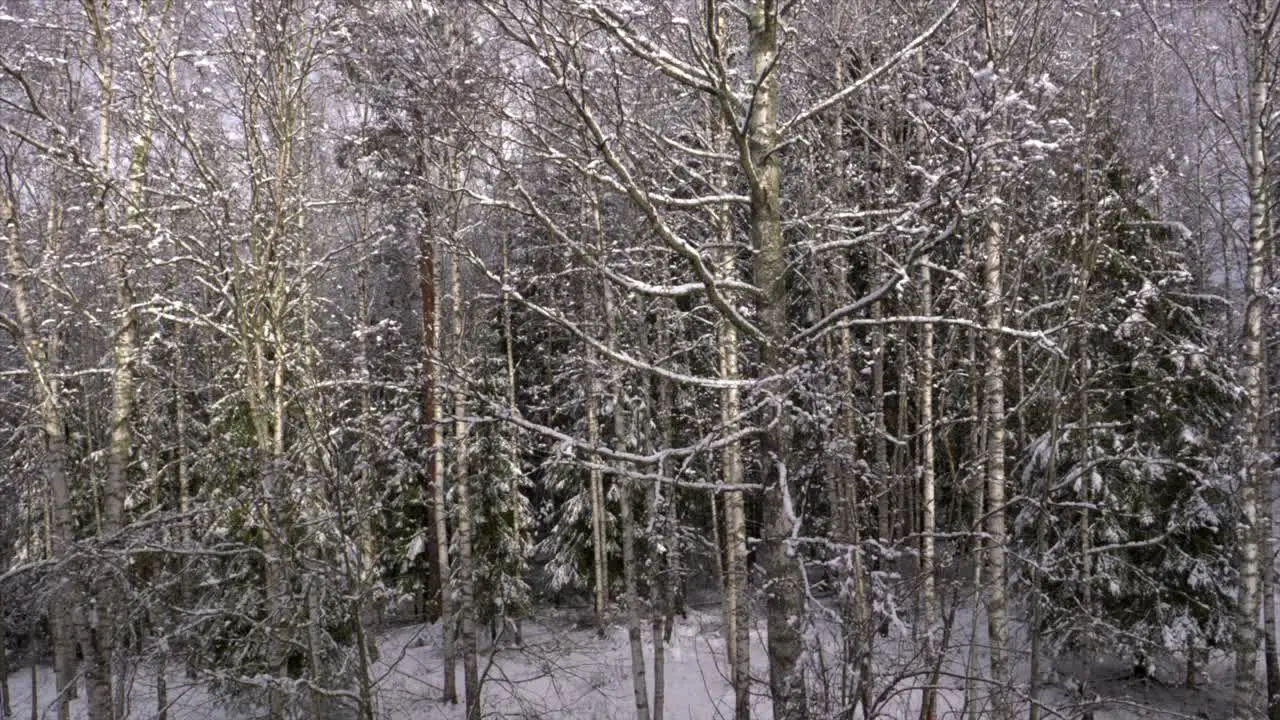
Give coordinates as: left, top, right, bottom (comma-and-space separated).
3, 606, 1238, 719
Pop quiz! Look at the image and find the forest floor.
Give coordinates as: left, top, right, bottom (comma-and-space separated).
2, 606, 1239, 719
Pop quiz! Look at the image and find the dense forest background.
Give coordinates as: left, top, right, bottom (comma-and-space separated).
0, 0, 1277, 718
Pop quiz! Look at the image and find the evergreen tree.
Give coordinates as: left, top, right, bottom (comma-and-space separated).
1016, 153, 1239, 664
467, 382, 534, 640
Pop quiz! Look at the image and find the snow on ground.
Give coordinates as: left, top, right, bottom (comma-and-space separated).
4, 661, 226, 720
372, 609, 772, 719
2, 606, 1239, 719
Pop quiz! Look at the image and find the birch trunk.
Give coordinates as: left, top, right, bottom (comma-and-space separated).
1266, 450, 1280, 720
586, 187, 611, 629
707, 11, 752, 701
919, 258, 939, 720
706, 11, 752, 715
1236, 1, 1272, 715
593, 213, 651, 720
651, 309, 677, 719
419, 207, 456, 703
587, 354, 609, 633
452, 358, 478, 717
586, 190, 611, 632
1, 586, 9, 719
983, 209, 1011, 720
2, 199, 77, 720
110, 4, 160, 712
1029, 355, 1063, 720
620, 474, 651, 720
746, 2, 806, 716
972, 5, 1012, 714
964, 373, 986, 720
85, 0, 145, 712
872, 295, 890, 553
827, 54, 872, 719
893, 330, 911, 544
449, 236, 480, 720
500, 223, 525, 646
30, 632, 39, 720
724, 490, 751, 720
155, 642, 166, 720
962, 230, 986, 720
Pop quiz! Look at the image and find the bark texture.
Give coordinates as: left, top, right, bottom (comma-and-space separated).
1236, 2, 1272, 716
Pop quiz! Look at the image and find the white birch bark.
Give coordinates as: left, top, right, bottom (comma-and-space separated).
86, 1, 162, 713
982, 208, 1011, 720
871, 289, 891, 552
919, 257, 939, 720
650, 303, 677, 719
2, 197, 77, 720
587, 353, 610, 633
0, 589, 8, 719
451, 244, 480, 720
1251, 3, 1280, 709
746, 1, 806, 716
586, 191, 610, 629
963, 244, 986, 720
420, 219, 456, 702
618, 441, 652, 720
1236, 1, 1272, 715
594, 202, 652, 720
707, 11, 752, 707
500, 223, 525, 646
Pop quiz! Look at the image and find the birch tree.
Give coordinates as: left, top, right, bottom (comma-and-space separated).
1236, 0, 1273, 715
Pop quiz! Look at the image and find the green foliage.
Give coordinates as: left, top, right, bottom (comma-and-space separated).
1014, 156, 1239, 657
467, 410, 534, 630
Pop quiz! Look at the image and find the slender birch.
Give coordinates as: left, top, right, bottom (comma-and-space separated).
982, 204, 1012, 720
1236, 1, 1273, 715
586, 200, 611, 635
1, 194, 77, 720
451, 237, 481, 720
709, 8, 752, 713
744, 1, 807, 716
919, 257, 939, 720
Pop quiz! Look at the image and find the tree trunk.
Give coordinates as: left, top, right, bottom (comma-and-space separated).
965, 453, 986, 720
983, 208, 1012, 720
872, 295, 890, 554
651, 315, 677, 720
724, 491, 751, 720
454, 416, 479, 720
1237, 1, 1272, 716
827, 54, 872, 720
893, 328, 911, 545
451, 241, 480, 720
1264, 498, 1279, 719
2, 198, 77, 720
419, 209, 456, 703
29, 632, 38, 720
95, 0, 160, 706
711, 113, 751, 720
746, 2, 806, 717
586, 354, 609, 634
156, 643, 167, 720
651, 612, 666, 720
500, 222, 525, 646
620, 475, 652, 720
963, 230, 986, 720
708, 10, 752, 713
919, 258, 939, 720
1029, 355, 1063, 720
596, 210, 651, 720
1, 591, 9, 719
585, 188, 611, 630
